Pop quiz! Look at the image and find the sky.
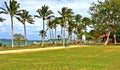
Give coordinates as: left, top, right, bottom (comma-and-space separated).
0, 0, 104, 40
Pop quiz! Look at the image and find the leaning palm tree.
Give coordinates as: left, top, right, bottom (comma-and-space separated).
0, 0, 20, 47
35, 5, 53, 47
16, 10, 34, 46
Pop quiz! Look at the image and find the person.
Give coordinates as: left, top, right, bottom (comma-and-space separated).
33, 41, 36, 45
82, 34, 86, 44
65, 39, 69, 47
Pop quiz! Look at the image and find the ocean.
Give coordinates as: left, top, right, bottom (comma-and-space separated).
0, 39, 41, 46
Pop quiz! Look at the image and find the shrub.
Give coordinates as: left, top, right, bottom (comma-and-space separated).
0, 43, 2, 46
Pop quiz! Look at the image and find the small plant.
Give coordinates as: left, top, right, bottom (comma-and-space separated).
0, 43, 2, 46
14, 34, 25, 46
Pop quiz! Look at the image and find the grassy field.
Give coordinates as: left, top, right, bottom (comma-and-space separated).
0, 45, 120, 70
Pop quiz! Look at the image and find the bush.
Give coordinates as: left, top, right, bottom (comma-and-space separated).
0, 43, 2, 46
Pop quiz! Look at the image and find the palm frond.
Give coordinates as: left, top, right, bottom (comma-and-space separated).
0, 7, 8, 14
34, 15, 41, 18
4, 2, 10, 12
0, 17, 5, 22
16, 17, 24, 23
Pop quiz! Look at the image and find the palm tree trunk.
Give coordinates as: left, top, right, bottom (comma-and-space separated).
11, 16, 14, 47
52, 28, 54, 44
55, 28, 56, 44
104, 31, 111, 45
63, 27, 65, 45
68, 34, 71, 44
49, 29, 52, 45
113, 34, 117, 44
61, 27, 63, 45
61, 27, 62, 37
76, 28, 78, 43
42, 20, 45, 47
23, 23, 27, 46
74, 33, 76, 41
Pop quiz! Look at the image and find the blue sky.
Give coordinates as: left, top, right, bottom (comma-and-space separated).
0, 0, 104, 40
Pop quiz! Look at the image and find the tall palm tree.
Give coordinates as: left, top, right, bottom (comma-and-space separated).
58, 7, 67, 45
81, 17, 91, 43
0, 0, 20, 47
16, 10, 34, 46
47, 20, 54, 44
56, 17, 64, 44
66, 8, 74, 43
50, 17, 65, 44
47, 18, 58, 44
68, 20, 75, 43
74, 14, 82, 42
35, 5, 53, 47
58, 7, 73, 45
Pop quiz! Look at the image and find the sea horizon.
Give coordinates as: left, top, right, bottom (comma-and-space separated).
0, 39, 42, 46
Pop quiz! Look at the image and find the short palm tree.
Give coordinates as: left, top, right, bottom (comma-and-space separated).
0, 0, 20, 47
35, 5, 53, 47
16, 10, 34, 46
39, 30, 47, 42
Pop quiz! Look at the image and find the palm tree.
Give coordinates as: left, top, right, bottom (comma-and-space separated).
81, 17, 91, 43
39, 30, 47, 41
47, 20, 54, 44
66, 8, 74, 43
35, 5, 53, 47
58, 7, 74, 45
16, 10, 34, 46
57, 35, 61, 41
56, 17, 64, 44
52, 18, 60, 44
68, 21, 75, 43
58, 7, 67, 45
74, 14, 82, 42
0, 0, 20, 47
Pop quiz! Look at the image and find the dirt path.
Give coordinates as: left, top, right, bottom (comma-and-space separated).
0, 45, 83, 54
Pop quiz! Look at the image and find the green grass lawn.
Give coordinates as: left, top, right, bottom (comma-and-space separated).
0, 46, 120, 70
